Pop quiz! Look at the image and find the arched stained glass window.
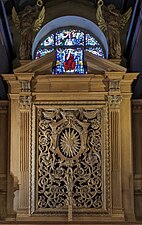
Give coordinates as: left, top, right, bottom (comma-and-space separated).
34, 28, 105, 74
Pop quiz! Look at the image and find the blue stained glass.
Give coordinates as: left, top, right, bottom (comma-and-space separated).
35, 48, 54, 59
86, 47, 105, 58
86, 34, 100, 46
55, 30, 84, 46
56, 48, 84, 74
41, 34, 54, 46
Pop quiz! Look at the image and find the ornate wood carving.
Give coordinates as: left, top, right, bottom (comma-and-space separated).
31, 104, 110, 219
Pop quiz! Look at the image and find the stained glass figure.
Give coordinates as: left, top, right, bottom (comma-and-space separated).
56, 48, 84, 74
55, 29, 84, 46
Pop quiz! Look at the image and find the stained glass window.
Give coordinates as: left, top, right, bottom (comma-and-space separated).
86, 47, 104, 57
41, 34, 54, 47
34, 28, 105, 74
36, 48, 54, 59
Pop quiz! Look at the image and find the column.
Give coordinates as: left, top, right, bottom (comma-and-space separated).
120, 94, 135, 221
17, 80, 32, 217
107, 80, 124, 219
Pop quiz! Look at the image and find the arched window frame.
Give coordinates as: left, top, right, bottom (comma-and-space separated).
32, 16, 108, 58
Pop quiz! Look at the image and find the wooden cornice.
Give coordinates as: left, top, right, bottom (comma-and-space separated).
84, 52, 127, 73
14, 51, 55, 74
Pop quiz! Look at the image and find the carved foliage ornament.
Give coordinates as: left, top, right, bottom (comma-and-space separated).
36, 108, 104, 210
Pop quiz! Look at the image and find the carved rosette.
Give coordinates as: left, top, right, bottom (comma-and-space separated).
19, 95, 32, 109
31, 106, 110, 216
107, 95, 122, 108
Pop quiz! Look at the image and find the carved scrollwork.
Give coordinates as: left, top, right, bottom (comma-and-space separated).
36, 108, 104, 210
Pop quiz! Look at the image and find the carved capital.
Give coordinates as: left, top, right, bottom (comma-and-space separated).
19, 95, 32, 109
107, 95, 122, 108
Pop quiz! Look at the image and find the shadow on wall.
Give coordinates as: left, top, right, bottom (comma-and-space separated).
0, 44, 9, 99
132, 73, 142, 99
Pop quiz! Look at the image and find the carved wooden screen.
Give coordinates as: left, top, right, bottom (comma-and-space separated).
31, 102, 110, 219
